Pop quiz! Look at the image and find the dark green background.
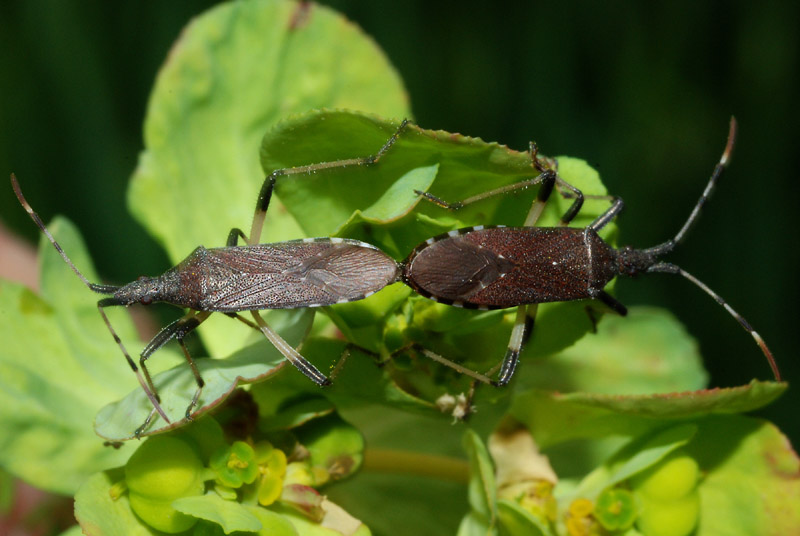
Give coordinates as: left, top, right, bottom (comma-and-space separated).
1, 1, 796, 444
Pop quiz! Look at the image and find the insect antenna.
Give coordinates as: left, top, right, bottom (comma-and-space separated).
644, 117, 737, 257
10, 173, 171, 427
631, 118, 780, 381
10, 174, 119, 295
647, 262, 780, 381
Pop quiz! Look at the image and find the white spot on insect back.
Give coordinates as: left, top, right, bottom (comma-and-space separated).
448, 230, 460, 237
330, 237, 344, 244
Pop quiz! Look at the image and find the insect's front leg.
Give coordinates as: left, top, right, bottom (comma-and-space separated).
136, 311, 212, 434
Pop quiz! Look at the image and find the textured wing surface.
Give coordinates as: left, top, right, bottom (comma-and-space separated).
198, 240, 399, 311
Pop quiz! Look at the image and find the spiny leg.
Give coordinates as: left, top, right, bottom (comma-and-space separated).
134, 311, 212, 435
648, 262, 780, 381
250, 310, 331, 386
414, 141, 585, 228
223, 271, 333, 386
249, 119, 410, 245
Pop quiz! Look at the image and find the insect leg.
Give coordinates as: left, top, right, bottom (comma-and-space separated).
415, 346, 494, 385
588, 288, 628, 315
493, 304, 536, 386
226, 228, 248, 247
139, 311, 212, 423
250, 310, 331, 386
249, 119, 410, 245
414, 141, 584, 228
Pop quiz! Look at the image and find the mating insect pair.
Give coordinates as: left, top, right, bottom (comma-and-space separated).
12, 116, 780, 435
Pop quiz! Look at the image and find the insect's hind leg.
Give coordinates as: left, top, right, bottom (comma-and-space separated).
248, 119, 410, 245
249, 310, 332, 386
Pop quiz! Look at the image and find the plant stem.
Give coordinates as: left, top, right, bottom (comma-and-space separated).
362, 448, 470, 484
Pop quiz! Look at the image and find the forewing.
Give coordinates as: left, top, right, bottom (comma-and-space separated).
200, 240, 399, 311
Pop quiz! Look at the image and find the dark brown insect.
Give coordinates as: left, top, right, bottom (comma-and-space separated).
402, 118, 780, 385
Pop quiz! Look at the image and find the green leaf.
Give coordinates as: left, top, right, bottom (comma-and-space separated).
297, 415, 365, 480
262, 109, 613, 247
324, 404, 470, 535
346, 164, 440, 224
241, 505, 298, 536
0, 218, 180, 494
128, 0, 410, 360
518, 307, 709, 395
686, 416, 800, 534
74, 469, 154, 536
56, 526, 85, 536
573, 424, 697, 501
457, 512, 497, 536
173, 493, 262, 533
496, 500, 551, 536
95, 309, 314, 442
511, 380, 785, 449
253, 336, 439, 415
257, 396, 336, 432
463, 429, 497, 525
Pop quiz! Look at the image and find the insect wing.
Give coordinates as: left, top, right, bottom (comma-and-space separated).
200, 240, 399, 311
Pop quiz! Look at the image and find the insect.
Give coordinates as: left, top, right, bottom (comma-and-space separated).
10, 125, 406, 433
401, 117, 781, 385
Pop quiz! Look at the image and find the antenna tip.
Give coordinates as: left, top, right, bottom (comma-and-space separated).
721, 117, 738, 166
751, 330, 782, 382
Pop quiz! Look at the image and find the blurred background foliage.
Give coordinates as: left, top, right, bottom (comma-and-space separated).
1, 0, 796, 449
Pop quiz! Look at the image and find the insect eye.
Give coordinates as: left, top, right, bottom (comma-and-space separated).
140, 296, 153, 306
